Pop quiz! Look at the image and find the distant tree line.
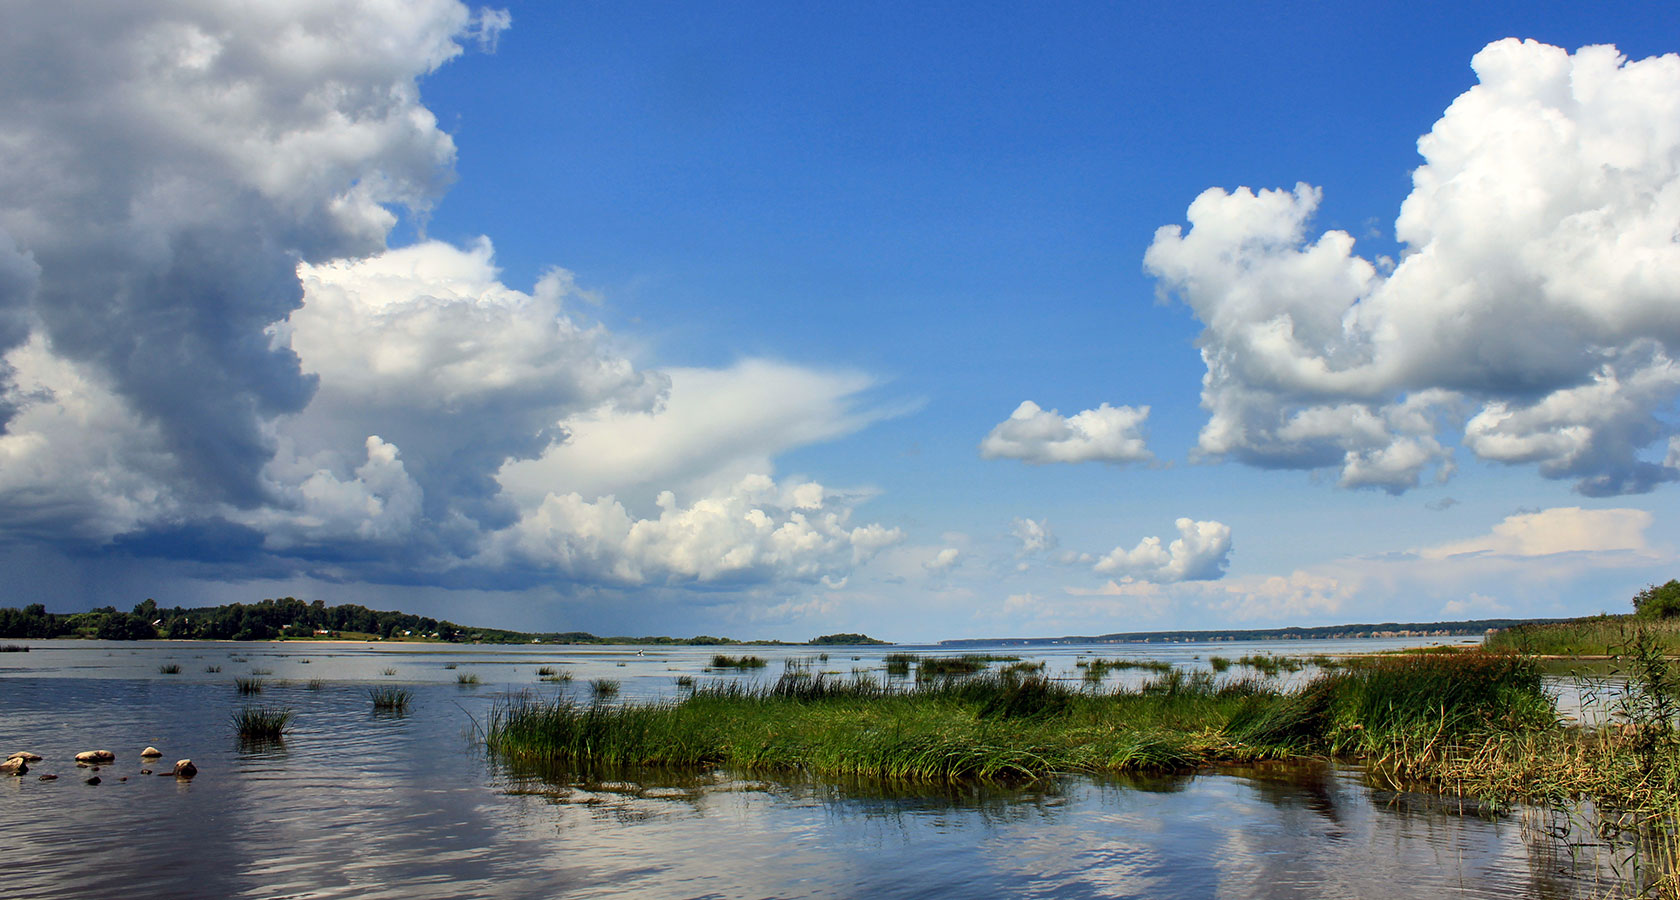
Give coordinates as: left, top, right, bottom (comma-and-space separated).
0, 598, 890, 646
0, 598, 496, 642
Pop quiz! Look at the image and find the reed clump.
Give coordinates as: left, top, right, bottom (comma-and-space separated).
456, 672, 481, 685
235, 676, 264, 694
232, 705, 293, 741
158, 663, 181, 674
369, 686, 412, 712
710, 654, 768, 670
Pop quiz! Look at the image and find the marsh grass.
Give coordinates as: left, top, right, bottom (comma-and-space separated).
235, 676, 264, 695
249, 668, 273, 676
539, 667, 573, 684
536, 666, 557, 676
305, 678, 325, 690
204, 664, 221, 673
444, 663, 458, 670
710, 654, 767, 670
381, 667, 397, 676
456, 672, 481, 685
488, 652, 1555, 788
1209, 656, 1232, 673
369, 686, 412, 713
1487, 614, 1680, 657
0, 644, 28, 652
158, 663, 181, 674
916, 656, 994, 679
883, 653, 917, 677
591, 679, 620, 700
1077, 657, 1173, 683
232, 705, 293, 741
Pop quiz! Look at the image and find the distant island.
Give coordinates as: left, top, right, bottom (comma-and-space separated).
936, 618, 1568, 647
0, 597, 888, 646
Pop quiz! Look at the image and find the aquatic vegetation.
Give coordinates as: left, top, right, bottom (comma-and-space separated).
443, 663, 458, 669
456, 672, 481, 685
235, 677, 264, 694
305, 679, 325, 690
1486, 614, 1680, 657
883, 653, 917, 677
369, 686, 412, 712
675, 675, 695, 689
1208, 656, 1232, 673
916, 656, 994, 679
0, 644, 28, 652
536, 666, 557, 676
1077, 657, 1174, 682
232, 705, 293, 741
710, 654, 768, 670
487, 651, 1554, 786
381, 667, 397, 676
204, 664, 221, 673
590, 679, 620, 699
158, 663, 181, 674
249, 667, 273, 676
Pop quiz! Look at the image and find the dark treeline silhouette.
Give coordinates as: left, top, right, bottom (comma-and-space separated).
0, 599, 889, 646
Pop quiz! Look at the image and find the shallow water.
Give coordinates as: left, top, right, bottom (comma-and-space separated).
0, 639, 1633, 899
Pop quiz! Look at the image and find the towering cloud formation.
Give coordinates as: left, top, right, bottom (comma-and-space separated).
0, 2, 898, 593
1145, 40, 1680, 495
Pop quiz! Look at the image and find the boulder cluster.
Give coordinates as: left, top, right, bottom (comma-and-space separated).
5, 747, 198, 783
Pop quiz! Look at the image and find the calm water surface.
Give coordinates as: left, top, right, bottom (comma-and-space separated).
0, 639, 1629, 899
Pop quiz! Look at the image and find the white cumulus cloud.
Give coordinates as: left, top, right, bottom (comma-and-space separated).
980, 401, 1152, 465
1145, 40, 1680, 496
1093, 518, 1232, 583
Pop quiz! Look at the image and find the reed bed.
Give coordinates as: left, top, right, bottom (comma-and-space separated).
1077, 657, 1174, 682
489, 653, 1553, 787
369, 686, 412, 712
709, 654, 767, 670
1486, 614, 1680, 657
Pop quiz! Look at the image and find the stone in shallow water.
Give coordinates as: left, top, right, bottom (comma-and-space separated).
172, 759, 197, 778
84, 775, 100, 785
74, 750, 115, 764
0, 757, 26, 775
37, 774, 57, 781
7, 750, 42, 762
140, 746, 162, 758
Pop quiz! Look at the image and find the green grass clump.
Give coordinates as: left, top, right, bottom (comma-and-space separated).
1078, 657, 1173, 683
232, 705, 293, 741
158, 663, 181, 674
591, 679, 620, 700
1208, 656, 1232, 673
536, 666, 557, 676
916, 656, 994, 679
369, 686, 412, 712
235, 676, 264, 694
539, 668, 573, 684
883, 653, 917, 677
710, 654, 768, 670
456, 672, 481, 685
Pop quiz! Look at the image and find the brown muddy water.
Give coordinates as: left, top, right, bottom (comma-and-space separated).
0, 639, 1633, 899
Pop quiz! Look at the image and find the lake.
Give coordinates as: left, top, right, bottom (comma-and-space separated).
0, 638, 1633, 899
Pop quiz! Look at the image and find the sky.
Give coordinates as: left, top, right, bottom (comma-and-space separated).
1, 1, 1677, 641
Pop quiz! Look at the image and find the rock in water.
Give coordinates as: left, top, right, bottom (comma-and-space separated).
37, 774, 57, 781
172, 759, 197, 778
6, 751, 42, 762
140, 746, 162, 758
84, 775, 101, 785
0, 757, 26, 776
74, 750, 115, 764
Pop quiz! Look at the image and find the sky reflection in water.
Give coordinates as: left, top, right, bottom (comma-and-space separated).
0, 640, 1626, 899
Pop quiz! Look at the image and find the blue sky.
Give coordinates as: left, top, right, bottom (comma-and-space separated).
0, 2, 1676, 640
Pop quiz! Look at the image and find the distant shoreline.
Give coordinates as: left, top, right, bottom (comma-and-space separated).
935, 617, 1564, 647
